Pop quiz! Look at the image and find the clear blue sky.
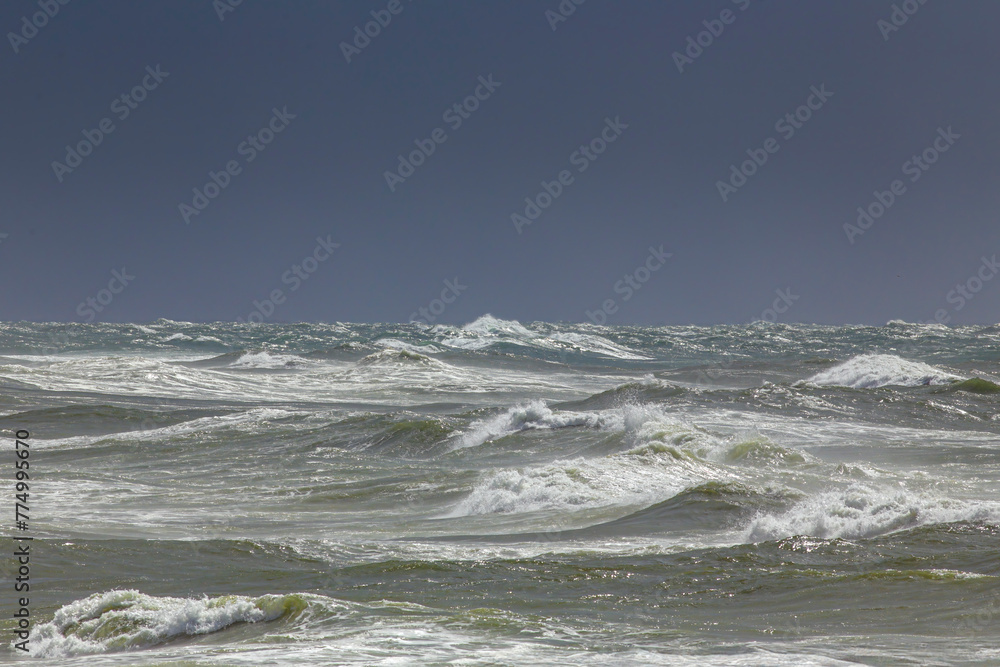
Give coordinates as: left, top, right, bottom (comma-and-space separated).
3, 0, 999, 325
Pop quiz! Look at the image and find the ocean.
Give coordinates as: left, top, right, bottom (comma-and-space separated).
1, 315, 999, 665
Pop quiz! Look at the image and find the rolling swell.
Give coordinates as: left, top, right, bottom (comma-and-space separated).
428, 482, 799, 542
0, 404, 226, 438
555, 378, 686, 411
323, 411, 457, 455
946, 377, 1000, 394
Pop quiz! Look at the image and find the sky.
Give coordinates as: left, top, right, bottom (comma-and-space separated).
2, 0, 999, 326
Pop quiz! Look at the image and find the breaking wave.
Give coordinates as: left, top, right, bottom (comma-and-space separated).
745, 484, 999, 542
802, 354, 964, 388
28, 590, 309, 658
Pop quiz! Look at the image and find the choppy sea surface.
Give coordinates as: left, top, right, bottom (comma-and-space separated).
1, 316, 999, 665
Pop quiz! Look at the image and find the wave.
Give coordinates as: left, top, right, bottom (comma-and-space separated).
447, 411, 737, 516
544, 331, 652, 360
567, 482, 797, 538
329, 412, 455, 454
722, 434, 809, 465
556, 376, 686, 411
229, 351, 308, 369
801, 354, 964, 388
449, 401, 816, 516
461, 314, 537, 338
435, 482, 798, 542
745, 484, 999, 542
176, 350, 307, 369
28, 590, 308, 658
947, 377, 1000, 394
356, 348, 436, 365
449, 393, 725, 454
299, 342, 375, 359
436, 314, 648, 360
0, 404, 221, 436
433, 314, 534, 352
375, 338, 445, 355
182, 350, 247, 367
41, 407, 299, 449
452, 400, 611, 450
445, 457, 658, 516
151, 319, 197, 327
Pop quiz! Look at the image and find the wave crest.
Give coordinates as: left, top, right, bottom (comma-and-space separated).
436, 314, 649, 359
801, 354, 963, 388
29, 590, 308, 658
745, 484, 998, 542
231, 351, 308, 369
452, 400, 610, 450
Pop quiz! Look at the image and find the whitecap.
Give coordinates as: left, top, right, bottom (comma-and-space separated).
801, 354, 963, 388
745, 484, 998, 542
230, 351, 307, 369
28, 590, 306, 658
452, 400, 611, 450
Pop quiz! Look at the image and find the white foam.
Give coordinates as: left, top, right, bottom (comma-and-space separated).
439, 314, 540, 351
449, 408, 730, 516
163, 333, 193, 342
440, 314, 649, 360
357, 348, 437, 365
453, 400, 611, 450
230, 351, 307, 369
545, 332, 652, 360
461, 314, 537, 338
447, 452, 711, 517
28, 590, 302, 658
745, 484, 999, 542
375, 338, 444, 355
802, 354, 964, 388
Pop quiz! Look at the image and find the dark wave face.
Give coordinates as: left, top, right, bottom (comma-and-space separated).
1, 317, 999, 664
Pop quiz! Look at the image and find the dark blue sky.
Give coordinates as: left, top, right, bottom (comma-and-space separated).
3, 0, 999, 325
